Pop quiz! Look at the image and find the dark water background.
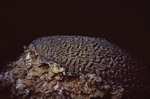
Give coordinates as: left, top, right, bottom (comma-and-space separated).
0, 0, 150, 68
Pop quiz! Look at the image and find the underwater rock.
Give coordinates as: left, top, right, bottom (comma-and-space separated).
0, 35, 150, 99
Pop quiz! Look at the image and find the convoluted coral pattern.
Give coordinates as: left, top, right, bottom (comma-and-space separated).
0, 36, 150, 99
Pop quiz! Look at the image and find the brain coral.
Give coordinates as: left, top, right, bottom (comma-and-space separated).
0, 35, 150, 99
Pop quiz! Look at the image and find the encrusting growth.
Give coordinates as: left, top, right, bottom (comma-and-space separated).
0, 35, 150, 99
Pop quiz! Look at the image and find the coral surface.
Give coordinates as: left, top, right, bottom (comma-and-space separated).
0, 36, 150, 99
